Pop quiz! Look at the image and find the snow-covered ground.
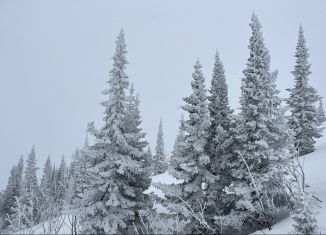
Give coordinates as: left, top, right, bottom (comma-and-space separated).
14, 215, 76, 235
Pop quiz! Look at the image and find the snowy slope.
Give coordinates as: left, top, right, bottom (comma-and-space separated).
14, 215, 76, 235
149, 136, 326, 234
254, 136, 326, 234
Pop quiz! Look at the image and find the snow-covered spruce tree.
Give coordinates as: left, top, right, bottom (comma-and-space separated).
0, 165, 18, 229
39, 156, 59, 223
67, 149, 86, 201
207, 51, 234, 165
64, 137, 90, 233
68, 151, 76, 182
292, 192, 318, 234
169, 114, 185, 171
230, 13, 292, 231
287, 25, 320, 156
5, 157, 25, 229
288, 153, 319, 234
51, 165, 57, 200
15, 156, 24, 200
124, 83, 148, 155
318, 99, 326, 123
3, 159, 26, 233
67, 150, 80, 197
153, 118, 167, 175
21, 146, 40, 227
146, 145, 153, 174
317, 99, 326, 131
158, 60, 215, 233
80, 29, 151, 234
147, 145, 152, 158
66, 150, 78, 203
123, 82, 153, 231
1, 155, 25, 228
0, 190, 4, 229
40, 156, 53, 202
63, 148, 88, 235
56, 156, 68, 206
23, 146, 38, 197
205, 51, 237, 223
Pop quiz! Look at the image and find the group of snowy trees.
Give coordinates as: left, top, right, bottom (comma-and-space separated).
1, 13, 325, 234
157, 13, 324, 234
0, 147, 69, 232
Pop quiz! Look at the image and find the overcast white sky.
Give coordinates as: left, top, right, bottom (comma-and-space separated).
1, 0, 326, 189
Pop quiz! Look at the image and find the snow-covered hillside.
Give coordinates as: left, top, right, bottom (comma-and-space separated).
253, 136, 326, 234
148, 136, 326, 234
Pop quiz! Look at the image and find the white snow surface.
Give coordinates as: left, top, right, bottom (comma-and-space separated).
14, 215, 76, 235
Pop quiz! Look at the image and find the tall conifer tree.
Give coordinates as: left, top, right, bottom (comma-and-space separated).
169, 114, 186, 170
81, 30, 151, 234
317, 99, 326, 132
153, 118, 167, 175
230, 13, 292, 231
206, 51, 236, 224
0, 165, 18, 228
56, 156, 67, 204
159, 60, 214, 233
21, 146, 40, 227
207, 51, 234, 168
287, 25, 320, 155
40, 156, 53, 202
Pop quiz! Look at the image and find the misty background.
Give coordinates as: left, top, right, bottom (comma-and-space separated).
0, 0, 325, 189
